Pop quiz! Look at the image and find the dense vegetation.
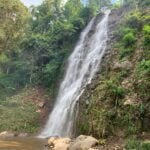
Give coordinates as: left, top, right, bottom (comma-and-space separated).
0, 0, 95, 97
77, 0, 150, 148
0, 0, 112, 133
0, 0, 149, 148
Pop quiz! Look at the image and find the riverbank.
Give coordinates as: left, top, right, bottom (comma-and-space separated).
0, 133, 149, 150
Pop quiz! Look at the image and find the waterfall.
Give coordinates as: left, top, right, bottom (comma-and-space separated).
39, 10, 110, 138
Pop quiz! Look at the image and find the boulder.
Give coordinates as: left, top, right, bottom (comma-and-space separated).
113, 60, 132, 71
48, 137, 71, 150
70, 135, 98, 150
54, 142, 70, 150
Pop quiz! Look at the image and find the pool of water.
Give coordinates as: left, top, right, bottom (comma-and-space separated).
0, 137, 47, 150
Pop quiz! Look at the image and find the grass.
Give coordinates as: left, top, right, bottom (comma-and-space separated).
0, 89, 40, 133
125, 139, 150, 150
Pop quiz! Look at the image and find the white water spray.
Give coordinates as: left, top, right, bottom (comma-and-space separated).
39, 10, 110, 138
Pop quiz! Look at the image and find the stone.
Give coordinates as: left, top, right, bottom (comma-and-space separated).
54, 142, 70, 150
124, 94, 139, 105
121, 79, 132, 89
0, 131, 15, 137
36, 109, 41, 113
113, 60, 132, 71
38, 102, 45, 108
18, 133, 28, 137
70, 135, 98, 150
48, 137, 71, 150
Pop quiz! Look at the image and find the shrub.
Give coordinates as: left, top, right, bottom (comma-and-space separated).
143, 25, 150, 34
79, 7, 94, 23
120, 48, 134, 59
137, 60, 150, 76
126, 13, 143, 30
142, 142, 150, 150
138, 0, 150, 7
117, 27, 135, 40
135, 60, 150, 102
123, 32, 136, 47
143, 25, 150, 47
125, 139, 150, 150
125, 139, 141, 150
105, 80, 125, 106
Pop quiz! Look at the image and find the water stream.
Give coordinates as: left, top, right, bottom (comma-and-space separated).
40, 10, 110, 138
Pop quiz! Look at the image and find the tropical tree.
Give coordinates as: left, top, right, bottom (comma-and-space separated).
0, 0, 29, 52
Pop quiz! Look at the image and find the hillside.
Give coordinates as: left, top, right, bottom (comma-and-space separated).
77, 1, 150, 149
0, 0, 150, 149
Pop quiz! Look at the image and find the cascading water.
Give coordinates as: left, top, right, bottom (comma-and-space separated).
39, 10, 110, 138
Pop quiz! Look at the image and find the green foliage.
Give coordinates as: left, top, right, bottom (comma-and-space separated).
123, 32, 136, 47
120, 48, 134, 59
0, 53, 9, 63
0, 90, 40, 133
143, 25, 150, 35
138, 0, 150, 8
126, 13, 143, 30
125, 139, 142, 150
105, 80, 125, 101
143, 25, 150, 48
125, 139, 150, 150
41, 61, 60, 86
0, 0, 29, 52
22, 0, 95, 88
0, 0, 30, 97
119, 27, 136, 37
79, 7, 95, 23
137, 60, 150, 75
0, 0, 97, 133
0, 0, 96, 94
134, 60, 150, 102
117, 26, 136, 49
116, 17, 137, 59
78, 2, 150, 140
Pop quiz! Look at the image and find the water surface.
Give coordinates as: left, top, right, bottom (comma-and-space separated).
0, 137, 47, 150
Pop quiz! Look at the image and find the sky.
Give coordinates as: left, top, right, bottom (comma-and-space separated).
21, 0, 117, 7
112, 0, 117, 3
20, 0, 43, 7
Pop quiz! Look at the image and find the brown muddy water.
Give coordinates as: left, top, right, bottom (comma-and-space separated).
0, 137, 48, 150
